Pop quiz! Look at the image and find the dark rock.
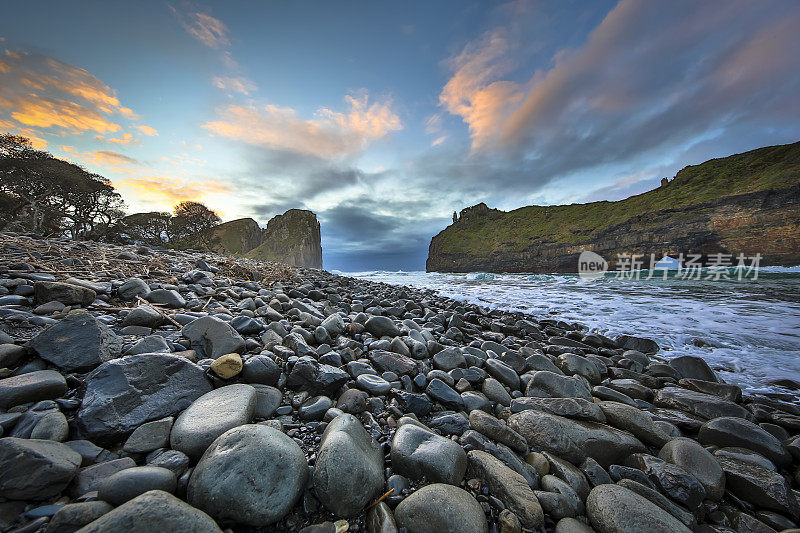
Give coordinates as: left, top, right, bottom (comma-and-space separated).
624, 453, 706, 510
365, 316, 400, 338
425, 378, 464, 410
98, 466, 177, 505
45, 501, 114, 533
511, 396, 604, 423
658, 437, 725, 501
716, 454, 799, 517
34, 281, 95, 306
698, 417, 791, 468
29, 311, 122, 372
0, 438, 81, 499
394, 483, 488, 533
286, 356, 348, 396
241, 355, 280, 386
0, 370, 68, 408
77, 353, 212, 441
77, 490, 221, 532
182, 316, 245, 358
525, 371, 592, 401
188, 424, 308, 526
668, 356, 718, 382
170, 384, 256, 459
586, 484, 691, 533
312, 414, 383, 517
391, 423, 467, 485
369, 350, 418, 376
508, 410, 645, 468
654, 387, 750, 420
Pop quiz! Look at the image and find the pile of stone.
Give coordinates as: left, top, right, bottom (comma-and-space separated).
0, 233, 799, 533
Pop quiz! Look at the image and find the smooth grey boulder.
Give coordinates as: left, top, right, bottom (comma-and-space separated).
34, 281, 95, 306
668, 355, 718, 382
122, 306, 163, 328
70, 457, 136, 497
658, 437, 725, 501
31, 410, 69, 441
77, 353, 212, 441
252, 384, 282, 418
459, 430, 539, 488
188, 424, 307, 526
525, 371, 592, 401
46, 501, 114, 533
182, 316, 245, 358
117, 278, 151, 300
313, 414, 384, 517
98, 466, 177, 505
469, 410, 527, 453
0, 343, 26, 368
391, 423, 467, 485
0, 437, 81, 499
698, 416, 791, 468
586, 484, 691, 533
123, 417, 173, 454
77, 490, 221, 533
125, 335, 170, 355
615, 335, 659, 354
170, 384, 256, 459
508, 410, 645, 468
321, 313, 345, 336
369, 350, 418, 376
394, 483, 488, 533
715, 454, 799, 516
615, 479, 695, 529
511, 396, 605, 423
433, 347, 465, 371
654, 387, 750, 420
241, 355, 280, 386
598, 401, 670, 447
364, 316, 400, 337
29, 311, 122, 372
556, 353, 600, 384
0, 370, 68, 408
467, 450, 543, 530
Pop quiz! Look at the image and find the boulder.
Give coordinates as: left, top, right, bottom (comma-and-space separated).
508, 410, 645, 468
98, 466, 177, 505
364, 316, 400, 337
658, 437, 725, 501
394, 483, 487, 533
182, 316, 245, 359
0, 438, 81, 499
77, 353, 212, 441
312, 414, 384, 517
586, 484, 691, 533
29, 311, 122, 372
34, 281, 95, 306
0, 370, 68, 409
77, 490, 221, 533
188, 425, 307, 526
668, 355, 718, 382
170, 384, 256, 459
654, 387, 750, 420
286, 356, 348, 396
525, 371, 592, 401
467, 450, 543, 529
698, 417, 791, 468
391, 423, 467, 485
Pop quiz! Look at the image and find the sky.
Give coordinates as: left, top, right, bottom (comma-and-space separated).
1, 1, 800, 271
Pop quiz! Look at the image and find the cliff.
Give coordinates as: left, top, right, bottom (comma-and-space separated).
177, 210, 322, 268
246, 209, 322, 269
427, 141, 800, 273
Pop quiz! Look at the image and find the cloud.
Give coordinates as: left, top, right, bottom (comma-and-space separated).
204, 91, 401, 159
212, 76, 257, 95
169, 4, 230, 49
108, 133, 139, 145
118, 175, 232, 206
136, 125, 158, 136
440, 0, 800, 173
0, 50, 138, 136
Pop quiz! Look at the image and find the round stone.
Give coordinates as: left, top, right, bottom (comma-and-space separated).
98, 466, 177, 505
394, 483, 487, 533
209, 353, 243, 379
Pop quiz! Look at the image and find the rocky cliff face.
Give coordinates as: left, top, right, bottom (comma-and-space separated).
246, 209, 322, 269
203, 218, 265, 256
427, 141, 800, 273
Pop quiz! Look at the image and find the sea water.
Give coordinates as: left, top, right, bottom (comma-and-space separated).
342, 267, 800, 393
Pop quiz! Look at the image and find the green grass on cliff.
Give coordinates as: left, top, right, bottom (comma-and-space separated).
438, 141, 800, 254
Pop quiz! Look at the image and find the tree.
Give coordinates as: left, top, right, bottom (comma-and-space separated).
0, 133, 125, 238
169, 201, 221, 241
108, 211, 173, 246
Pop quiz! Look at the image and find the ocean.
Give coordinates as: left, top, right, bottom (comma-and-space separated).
341, 267, 800, 394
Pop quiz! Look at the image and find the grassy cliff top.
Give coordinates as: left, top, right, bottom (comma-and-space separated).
437, 140, 800, 254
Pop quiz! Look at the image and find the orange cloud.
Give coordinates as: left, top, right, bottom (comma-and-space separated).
0, 118, 48, 148
203, 91, 401, 159
439, 31, 523, 150
136, 125, 158, 136
108, 132, 139, 145
169, 5, 230, 49
213, 76, 257, 95
0, 50, 138, 136
119, 175, 233, 206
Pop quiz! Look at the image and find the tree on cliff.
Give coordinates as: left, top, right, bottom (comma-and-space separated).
109, 211, 173, 246
0, 134, 125, 238
168, 201, 221, 243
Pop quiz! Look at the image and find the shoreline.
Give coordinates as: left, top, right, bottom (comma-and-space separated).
0, 233, 798, 531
